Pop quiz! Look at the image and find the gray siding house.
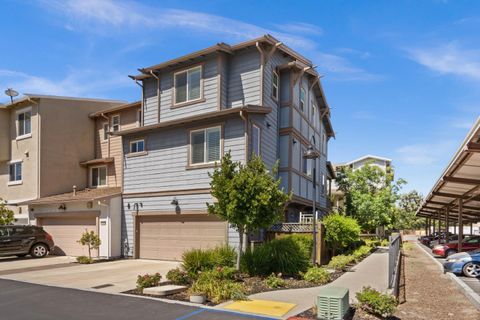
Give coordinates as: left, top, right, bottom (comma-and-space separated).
116, 35, 334, 260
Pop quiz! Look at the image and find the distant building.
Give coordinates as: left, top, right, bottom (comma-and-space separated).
331, 155, 392, 212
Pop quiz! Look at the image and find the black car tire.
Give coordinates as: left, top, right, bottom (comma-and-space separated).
463, 262, 480, 278
445, 249, 457, 257
30, 243, 48, 258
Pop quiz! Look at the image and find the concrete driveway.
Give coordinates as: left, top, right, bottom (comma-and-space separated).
0, 256, 180, 293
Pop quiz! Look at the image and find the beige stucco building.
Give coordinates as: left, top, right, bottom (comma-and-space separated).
0, 94, 124, 224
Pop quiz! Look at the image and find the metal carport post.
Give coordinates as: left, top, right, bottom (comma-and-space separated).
458, 199, 463, 252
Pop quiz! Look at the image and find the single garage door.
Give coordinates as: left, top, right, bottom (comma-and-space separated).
40, 216, 97, 256
138, 214, 227, 261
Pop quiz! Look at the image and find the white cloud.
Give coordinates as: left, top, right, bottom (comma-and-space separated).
40, 0, 381, 82
395, 140, 456, 166
0, 69, 131, 103
407, 42, 480, 80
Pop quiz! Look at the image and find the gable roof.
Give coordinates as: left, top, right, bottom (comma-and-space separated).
89, 101, 141, 118
335, 155, 392, 167
0, 94, 125, 109
130, 34, 315, 80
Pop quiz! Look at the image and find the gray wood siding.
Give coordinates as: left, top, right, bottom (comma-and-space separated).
123, 118, 245, 194
227, 49, 261, 108
220, 53, 229, 109
143, 78, 159, 126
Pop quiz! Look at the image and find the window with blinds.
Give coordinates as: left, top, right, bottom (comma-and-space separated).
251, 124, 260, 156
190, 126, 221, 164
175, 66, 202, 104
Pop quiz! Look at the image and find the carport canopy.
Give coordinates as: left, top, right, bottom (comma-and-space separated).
416, 118, 480, 251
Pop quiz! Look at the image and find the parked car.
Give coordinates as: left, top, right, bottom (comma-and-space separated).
444, 249, 480, 278
0, 226, 54, 258
432, 236, 480, 258
429, 234, 471, 248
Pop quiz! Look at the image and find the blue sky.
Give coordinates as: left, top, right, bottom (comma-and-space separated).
1, 0, 479, 196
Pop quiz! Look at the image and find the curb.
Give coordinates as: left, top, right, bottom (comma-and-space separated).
416, 242, 480, 311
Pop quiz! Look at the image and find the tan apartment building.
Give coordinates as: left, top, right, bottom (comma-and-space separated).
0, 94, 124, 225
22, 100, 140, 258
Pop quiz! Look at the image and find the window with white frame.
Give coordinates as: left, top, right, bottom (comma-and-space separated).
103, 123, 109, 141
91, 166, 107, 187
17, 109, 32, 138
302, 148, 312, 177
311, 103, 318, 129
272, 70, 279, 100
130, 139, 145, 153
251, 124, 260, 156
174, 66, 202, 104
190, 126, 221, 165
9, 161, 22, 183
300, 88, 306, 111
111, 115, 120, 132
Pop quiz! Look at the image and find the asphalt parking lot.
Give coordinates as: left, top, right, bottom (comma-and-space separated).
418, 242, 480, 297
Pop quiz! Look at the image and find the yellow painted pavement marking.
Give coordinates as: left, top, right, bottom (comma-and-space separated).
224, 299, 296, 317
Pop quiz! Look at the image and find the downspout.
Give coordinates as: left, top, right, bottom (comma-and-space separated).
149, 70, 160, 124
131, 78, 144, 126
30, 98, 40, 225
97, 200, 110, 259
240, 110, 248, 162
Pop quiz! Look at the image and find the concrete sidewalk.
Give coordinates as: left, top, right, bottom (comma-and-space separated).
219, 247, 390, 319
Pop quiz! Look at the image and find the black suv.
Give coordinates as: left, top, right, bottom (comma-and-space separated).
0, 226, 54, 258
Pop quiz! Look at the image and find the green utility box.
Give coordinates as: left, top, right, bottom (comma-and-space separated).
316, 287, 349, 320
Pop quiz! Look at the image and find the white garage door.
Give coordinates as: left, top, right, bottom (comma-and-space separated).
139, 214, 227, 261
40, 216, 97, 257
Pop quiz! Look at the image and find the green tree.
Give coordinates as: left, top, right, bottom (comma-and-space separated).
336, 162, 405, 232
323, 212, 361, 255
0, 199, 14, 225
207, 152, 290, 269
78, 230, 101, 259
393, 190, 425, 230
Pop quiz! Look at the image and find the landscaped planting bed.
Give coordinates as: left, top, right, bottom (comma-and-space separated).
123, 234, 384, 306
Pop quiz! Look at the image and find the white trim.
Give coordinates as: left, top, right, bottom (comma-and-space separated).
89, 165, 108, 188
8, 160, 23, 184
7, 180, 23, 186
16, 107, 32, 138
136, 109, 142, 127
15, 106, 32, 115
16, 133, 32, 141
189, 126, 221, 165
111, 114, 121, 132
272, 69, 279, 101
251, 124, 261, 156
9, 159, 23, 164
129, 139, 145, 154
343, 154, 392, 166
300, 87, 306, 112
102, 122, 109, 141
173, 65, 203, 105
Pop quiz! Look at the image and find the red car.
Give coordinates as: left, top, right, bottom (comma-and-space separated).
432, 236, 480, 257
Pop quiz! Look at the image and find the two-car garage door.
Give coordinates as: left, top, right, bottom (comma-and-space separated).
138, 215, 227, 261
39, 216, 97, 257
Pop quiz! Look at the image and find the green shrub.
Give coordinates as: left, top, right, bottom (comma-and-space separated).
136, 273, 162, 292
327, 254, 355, 271
364, 238, 381, 248
281, 234, 313, 261
353, 245, 372, 262
166, 268, 190, 285
380, 239, 390, 247
323, 213, 360, 255
302, 267, 331, 285
182, 246, 237, 279
190, 269, 245, 303
264, 273, 286, 289
76, 256, 94, 264
356, 286, 397, 317
211, 246, 237, 268
241, 237, 309, 276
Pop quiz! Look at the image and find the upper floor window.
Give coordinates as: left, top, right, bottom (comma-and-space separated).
16, 108, 32, 138
91, 166, 107, 188
130, 139, 145, 154
272, 70, 279, 101
103, 123, 109, 141
9, 161, 22, 184
311, 103, 318, 129
111, 115, 120, 132
322, 132, 327, 154
251, 124, 260, 156
190, 126, 221, 165
302, 148, 312, 177
300, 88, 306, 111
175, 66, 202, 105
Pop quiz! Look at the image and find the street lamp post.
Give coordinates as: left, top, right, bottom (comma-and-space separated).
304, 144, 320, 265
